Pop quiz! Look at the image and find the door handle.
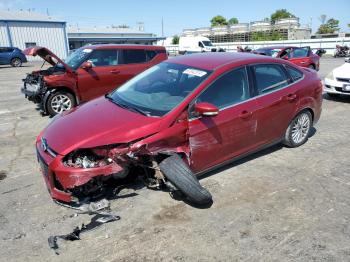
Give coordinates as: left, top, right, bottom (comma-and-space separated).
239, 110, 252, 119
285, 93, 297, 102
110, 70, 120, 74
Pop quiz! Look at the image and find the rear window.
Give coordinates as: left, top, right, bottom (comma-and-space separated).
121, 49, 147, 64
286, 66, 303, 82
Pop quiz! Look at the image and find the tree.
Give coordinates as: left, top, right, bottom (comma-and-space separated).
228, 17, 239, 25
348, 23, 350, 28
172, 35, 179, 45
210, 15, 228, 27
317, 18, 340, 34
270, 9, 295, 24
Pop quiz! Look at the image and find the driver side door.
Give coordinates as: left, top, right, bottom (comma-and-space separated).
188, 67, 261, 173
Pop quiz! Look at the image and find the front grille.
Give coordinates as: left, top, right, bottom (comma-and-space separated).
336, 78, 350, 83
335, 87, 350, 93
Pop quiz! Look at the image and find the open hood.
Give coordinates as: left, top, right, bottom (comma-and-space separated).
23, 46, 73, 73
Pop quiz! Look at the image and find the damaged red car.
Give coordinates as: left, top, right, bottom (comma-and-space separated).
36, 52, 322, 206
21, 44, 167, 116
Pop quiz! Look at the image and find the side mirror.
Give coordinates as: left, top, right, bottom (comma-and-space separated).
195, 102, 219, 117
281, 55, 289, 60
81, 61, 92, 70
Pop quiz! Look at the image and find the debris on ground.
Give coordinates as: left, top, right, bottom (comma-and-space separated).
48, 199, 120, 255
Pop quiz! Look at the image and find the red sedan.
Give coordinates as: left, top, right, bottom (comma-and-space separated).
36, 53, 323, 205
254, 46, 320, 71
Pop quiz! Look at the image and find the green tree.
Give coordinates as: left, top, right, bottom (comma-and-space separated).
210, 15, 228, 27
348, 23, 350, 28
270, 9, 295, 24
228, 17, 239, 25
172, 35, 179, 45
317, 18, 340, 34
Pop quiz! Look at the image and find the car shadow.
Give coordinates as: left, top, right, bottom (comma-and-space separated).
323, 93, 350, 103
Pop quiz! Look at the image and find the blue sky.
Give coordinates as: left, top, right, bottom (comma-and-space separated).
1, 0, 349, 36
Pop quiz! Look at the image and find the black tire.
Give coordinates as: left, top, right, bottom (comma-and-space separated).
10, 57, 22, 67
46, 91, 76, 116
283, 110, 312, 148
159, 154, 212, 205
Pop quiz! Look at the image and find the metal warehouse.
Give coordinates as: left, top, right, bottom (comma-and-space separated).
0, 10, 68, 60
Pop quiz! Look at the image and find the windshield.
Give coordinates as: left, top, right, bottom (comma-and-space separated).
202, 41, 213, 47
108, 62, 211, 117
256, 48, 282, 57
64, 48, 92, 69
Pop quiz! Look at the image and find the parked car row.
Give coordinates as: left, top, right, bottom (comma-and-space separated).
21, 46, 323, 206
0, 47, 27, 67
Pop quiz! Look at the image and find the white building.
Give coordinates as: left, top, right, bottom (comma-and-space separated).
0, 10, 68, 60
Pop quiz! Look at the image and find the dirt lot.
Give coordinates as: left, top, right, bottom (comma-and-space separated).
0, 58, 349, 262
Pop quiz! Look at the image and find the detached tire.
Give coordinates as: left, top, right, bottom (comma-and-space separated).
159, 154, 212, 205
46, 91, 76, 116
283, 110, 312, 148
10, 57, 22, 67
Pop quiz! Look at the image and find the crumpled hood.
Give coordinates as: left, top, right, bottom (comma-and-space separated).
333, 62, 350, 78
42, 97, 163, 155
23, 46, 73, 73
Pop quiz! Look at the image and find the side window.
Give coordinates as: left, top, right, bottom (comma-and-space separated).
292, 48, 309, 58
196, 67, 250, 110
279, 48, 291, 59
146, 50, 157, 61
253, 64, 289, 94
199, 42, 204, 48
88, 50, 118, 66
121, 49, 146, 64
286, 66, 303, 82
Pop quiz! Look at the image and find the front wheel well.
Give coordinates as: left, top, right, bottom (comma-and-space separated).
48, 87, 77, 104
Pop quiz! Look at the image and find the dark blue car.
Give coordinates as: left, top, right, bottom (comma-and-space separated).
0, 47, 27, 67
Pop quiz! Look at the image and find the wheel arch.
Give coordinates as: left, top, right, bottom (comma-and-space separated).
43, 87, 77, 115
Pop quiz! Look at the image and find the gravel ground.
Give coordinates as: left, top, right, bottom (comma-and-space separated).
0, 57, 349, 262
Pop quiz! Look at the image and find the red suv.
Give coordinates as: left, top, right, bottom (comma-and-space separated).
254, 46, 320, 71
21, 44, 167, 116
36, 53, 322, 205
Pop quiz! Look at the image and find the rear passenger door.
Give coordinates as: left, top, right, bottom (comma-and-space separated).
251, 64, 299, 144
114, 49, 151, 86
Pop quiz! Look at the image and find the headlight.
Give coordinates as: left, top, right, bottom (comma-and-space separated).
326, 71, 335, 80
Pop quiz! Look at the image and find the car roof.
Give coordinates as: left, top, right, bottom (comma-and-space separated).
82, 44, 165, 50
256, 46, 298, 50
168, 52, 280, 71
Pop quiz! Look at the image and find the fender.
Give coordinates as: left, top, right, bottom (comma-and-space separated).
41, 88, 57, 115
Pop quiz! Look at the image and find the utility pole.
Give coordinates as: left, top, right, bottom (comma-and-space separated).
161, 17, 164, 37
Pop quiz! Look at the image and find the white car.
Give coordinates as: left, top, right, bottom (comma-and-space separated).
324, 58, 350, 97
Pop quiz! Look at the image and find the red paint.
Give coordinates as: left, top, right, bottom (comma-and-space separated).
24, 45, 167, 103
36, 52, 322, 203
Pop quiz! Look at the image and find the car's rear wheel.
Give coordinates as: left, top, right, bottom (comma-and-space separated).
47, 91, 76, 116
283, 111, 312, 148
159, 154, 213, 205
10, 58, 22, 67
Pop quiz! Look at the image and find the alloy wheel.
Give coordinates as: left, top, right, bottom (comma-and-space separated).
50, 94, 72, 114
291, 112, 311, 144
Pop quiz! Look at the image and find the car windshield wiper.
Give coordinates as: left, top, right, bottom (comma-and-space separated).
105, 94, 150, 116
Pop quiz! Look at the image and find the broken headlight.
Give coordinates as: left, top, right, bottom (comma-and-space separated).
63, 149, 113, 168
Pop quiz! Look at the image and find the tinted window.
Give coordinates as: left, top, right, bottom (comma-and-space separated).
196, 67, 250, 109
88, 49, 118, 66
292, 48, 309, 58
286, 66, 303, 82
121, 49, 146, 64
0, 47, 13, 53
146, 50, 157, 61
253, 64, 289, 94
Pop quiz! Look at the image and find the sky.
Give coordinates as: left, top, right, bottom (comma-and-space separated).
1, 0, 349, 36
